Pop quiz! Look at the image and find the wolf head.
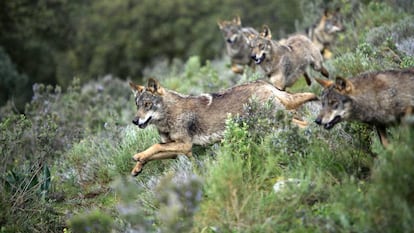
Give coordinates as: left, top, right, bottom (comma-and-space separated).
217, 16, 243, 44
129, 78, 165, 129
249, 25, 273, 64
322, 8, 345, 34
314, 77, 353, 129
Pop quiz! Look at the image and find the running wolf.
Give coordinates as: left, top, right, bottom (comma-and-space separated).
314, 69, 414, 146
305, 8, 345, 59
250, 25, 329, 91
218, 16, 259, 74
129, 78, 317, 175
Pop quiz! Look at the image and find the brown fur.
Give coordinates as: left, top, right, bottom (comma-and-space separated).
250, 25, 329, 91
218, 16, 259, 74
315, 69, 414, 147
129, 78, 317, 175
306, 8, 345, 59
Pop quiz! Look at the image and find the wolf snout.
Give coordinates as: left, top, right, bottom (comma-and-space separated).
132, 118, 139, 126
314, 118, 322, 125
251, 55, 259, 63
251, 54, 265, 64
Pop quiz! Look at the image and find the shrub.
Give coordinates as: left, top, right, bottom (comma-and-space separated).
0, 115, 61, 232
113, 160, 202, 233
0, 47, 29, 111
68, 210, 113, 233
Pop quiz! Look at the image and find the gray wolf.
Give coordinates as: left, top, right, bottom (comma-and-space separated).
314, 69, 414, 147
305, 8, 345, 59
250, 25, 329, 91
129, 78, 317, 175
217, 16, 259, 74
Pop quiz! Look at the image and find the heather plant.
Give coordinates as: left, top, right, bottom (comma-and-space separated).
0, 114, 61, 232
193, 101, 375, 232
334, 1, 409, 55
107, 145, 202, 232
68, 210, 113, 233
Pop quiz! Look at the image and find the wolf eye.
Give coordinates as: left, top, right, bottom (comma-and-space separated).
332, 102, 339, 110
259, 43, 265, 50
144, 102, 152, 109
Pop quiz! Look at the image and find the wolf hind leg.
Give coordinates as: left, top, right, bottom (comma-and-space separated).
311, 61, 330, 78
376, 126, 389, 148
319, 65, 330, 78
283, 92, 318, 110
322, 48, 333, 60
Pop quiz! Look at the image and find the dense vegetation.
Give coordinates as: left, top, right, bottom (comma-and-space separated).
0, 0, 304, 111
1, 0, 414, 232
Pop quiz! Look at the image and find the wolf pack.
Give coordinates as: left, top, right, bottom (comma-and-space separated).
129, 9, 414, 176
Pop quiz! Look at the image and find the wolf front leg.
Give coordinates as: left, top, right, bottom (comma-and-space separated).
231, 62, 244, 74
131, 142, 193, 176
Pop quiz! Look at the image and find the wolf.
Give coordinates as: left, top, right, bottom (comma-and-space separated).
250, 25, 329, 91
217, 16, 259, 74
314, 69, 414, 146
129, 78, 318, 176
305, 8, 345, 60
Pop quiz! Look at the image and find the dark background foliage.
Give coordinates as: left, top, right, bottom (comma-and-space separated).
0, 0, 306, 111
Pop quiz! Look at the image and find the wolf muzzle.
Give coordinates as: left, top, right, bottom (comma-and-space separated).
132, 118, 140, 126
132, 116, 151, 129
251, 53, 265, 64
315, 116, 341, 130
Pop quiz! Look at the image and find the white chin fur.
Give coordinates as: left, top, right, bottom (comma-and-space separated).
139, 115, 151, 125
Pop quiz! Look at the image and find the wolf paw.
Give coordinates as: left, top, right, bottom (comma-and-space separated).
131, 162, 144, 176
132, 153, 144, 162
231, 65, 244, 74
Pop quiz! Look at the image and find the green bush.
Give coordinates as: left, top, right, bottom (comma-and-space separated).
0, 114, 61, 232
0, 47, 29, 111
69, 210, 113, 233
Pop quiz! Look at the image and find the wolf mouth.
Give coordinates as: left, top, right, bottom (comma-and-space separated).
324, 115, 341, 129
252, 53, 265, 64
138, 116, 152, 129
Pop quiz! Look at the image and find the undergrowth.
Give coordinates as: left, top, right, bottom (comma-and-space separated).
1, 1, 413, 232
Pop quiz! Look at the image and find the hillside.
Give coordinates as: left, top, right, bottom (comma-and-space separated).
1, 1, 414, 232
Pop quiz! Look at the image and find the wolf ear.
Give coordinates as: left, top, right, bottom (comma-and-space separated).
247, 33, 257, 42
129, 82, 144, 95
217, 19, 224, 29
260, 25, 272, 39
314, 77, 334, 88
323, 8, 329, 17
234, 16, 241, 25
147, 78, 164, 95
335, 76, 354, 93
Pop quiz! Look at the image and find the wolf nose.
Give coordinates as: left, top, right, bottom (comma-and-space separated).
132, 118, 139, 125
314, 118, 322, 125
